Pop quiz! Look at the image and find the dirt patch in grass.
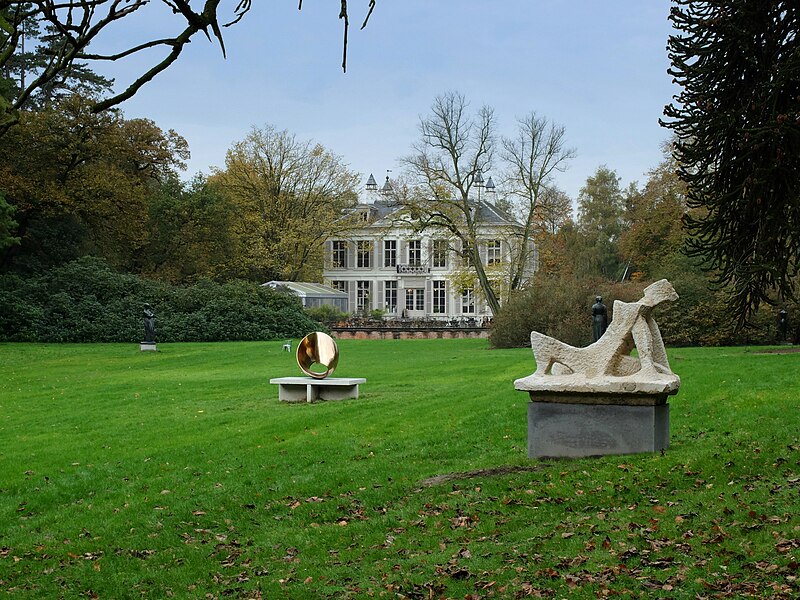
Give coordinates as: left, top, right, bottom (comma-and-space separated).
420, 465, 544, 487
754, 346, 800, 354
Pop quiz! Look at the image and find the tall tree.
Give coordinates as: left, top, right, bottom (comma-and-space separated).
662, 0, 800, 324
142, 175, 237, 283
2, 15, 113, 109
576, 166, 626, 279
399, 91, 503, 313
0, 190, 18, 250
532, 186, 573, 236
500, 112, 575, 289
0, 1, 379, 134
618, 145, 687, 279
0, 95, 188, 273
214, 125, 360, 282
398, 93, 575, 314
0, 1, 252, 134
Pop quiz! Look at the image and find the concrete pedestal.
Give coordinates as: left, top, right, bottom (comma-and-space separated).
140, 342, 157, 352
526, 394, 669, 458
270, 377, 366, 403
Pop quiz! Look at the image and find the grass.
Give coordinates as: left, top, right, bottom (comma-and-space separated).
0, 339, 798, 599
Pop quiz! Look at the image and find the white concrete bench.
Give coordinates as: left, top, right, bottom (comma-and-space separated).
270, 377, 366, 403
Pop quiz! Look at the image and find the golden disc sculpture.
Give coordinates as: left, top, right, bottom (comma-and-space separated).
296, 332, 339, 379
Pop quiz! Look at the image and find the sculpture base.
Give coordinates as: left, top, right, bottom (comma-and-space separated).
140, 342, 157, 352
526, 394, 669, 458
270, 377, 366, 403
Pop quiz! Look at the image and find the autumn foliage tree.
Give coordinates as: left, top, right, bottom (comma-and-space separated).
618, 146, 687, 279
663, 0, 800, 324
0, 95, 188, 273
213, 125, 360, 283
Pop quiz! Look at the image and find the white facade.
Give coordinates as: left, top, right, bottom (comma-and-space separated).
322, 183, 537, 321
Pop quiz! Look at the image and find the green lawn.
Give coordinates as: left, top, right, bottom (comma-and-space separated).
0, 339, 798, 599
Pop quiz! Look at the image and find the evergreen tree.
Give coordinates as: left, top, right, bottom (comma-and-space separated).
576, 166, 625, 279
663, 0, 800, 324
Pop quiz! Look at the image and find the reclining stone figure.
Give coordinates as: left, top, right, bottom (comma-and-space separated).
517, 279, 680, 394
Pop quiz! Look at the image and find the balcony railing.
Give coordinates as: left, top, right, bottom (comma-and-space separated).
396, 264, 430, 274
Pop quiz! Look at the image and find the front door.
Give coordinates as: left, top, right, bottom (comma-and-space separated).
404, 288, 425, 318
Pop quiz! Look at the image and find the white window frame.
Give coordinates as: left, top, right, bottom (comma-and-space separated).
461, 287, 475, 314
432, 240, 448, 268
357, 240, 372, 268
432, 280, 446, 314
357, 281, 371, 312
384, 240, 397, 267
408, 240, 421, 267
487, 240, 502, 265
332, 240, 347, 268
405, 288, 424, 312
384, 280, 397, 314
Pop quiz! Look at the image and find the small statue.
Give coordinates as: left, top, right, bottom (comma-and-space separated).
591, 296, 608, 342
777, 309, 788, 343
143, 303, 156, 343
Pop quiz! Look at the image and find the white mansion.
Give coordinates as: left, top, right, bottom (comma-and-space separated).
322, 175, 538, 321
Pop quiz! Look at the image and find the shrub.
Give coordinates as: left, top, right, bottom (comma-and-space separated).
305, 304, 349, 325
489, 271, 777, 349
490, 274, 597, 348
0, 257, 323, 342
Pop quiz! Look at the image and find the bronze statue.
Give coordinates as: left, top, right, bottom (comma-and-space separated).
591, 296, 608, 342
143, 303, 156, 343
297, 332, 339, 379
777, 309, 788, 342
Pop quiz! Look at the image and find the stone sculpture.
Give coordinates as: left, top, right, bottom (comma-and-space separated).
515, 279, 681, 458
516, 279, 680, 395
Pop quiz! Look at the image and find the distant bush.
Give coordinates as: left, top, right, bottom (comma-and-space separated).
490, 272, 777, 349
490, 274, 598, 349
305, 304, 349, 325
0, 257, 323, 342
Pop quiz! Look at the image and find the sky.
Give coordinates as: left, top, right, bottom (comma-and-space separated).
91, 1, 678, 202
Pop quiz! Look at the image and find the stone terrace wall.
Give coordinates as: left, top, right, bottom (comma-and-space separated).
331, 327, 489, 340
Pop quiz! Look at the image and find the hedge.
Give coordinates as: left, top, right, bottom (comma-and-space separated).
0, 257, 324, 342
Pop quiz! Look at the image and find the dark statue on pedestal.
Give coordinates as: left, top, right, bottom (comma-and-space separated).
777, 308, 788, 343
591, 296, 608, 342
143, 303, 156, 343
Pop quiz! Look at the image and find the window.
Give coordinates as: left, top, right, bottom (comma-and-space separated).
487, 240, 502, 265
406, 288, 424, 312
357, 281, 371, 312
384, 240, 397, 267
330, 280, 347, 293
332, 240, 347, 268
357, 240, 372, 268
461, 287, 475, 314
408, 240, 421, 267
384, 280, 397, 313
432, 280, 446, 314
462, 243, 474, 267
432, 240, 448, 268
